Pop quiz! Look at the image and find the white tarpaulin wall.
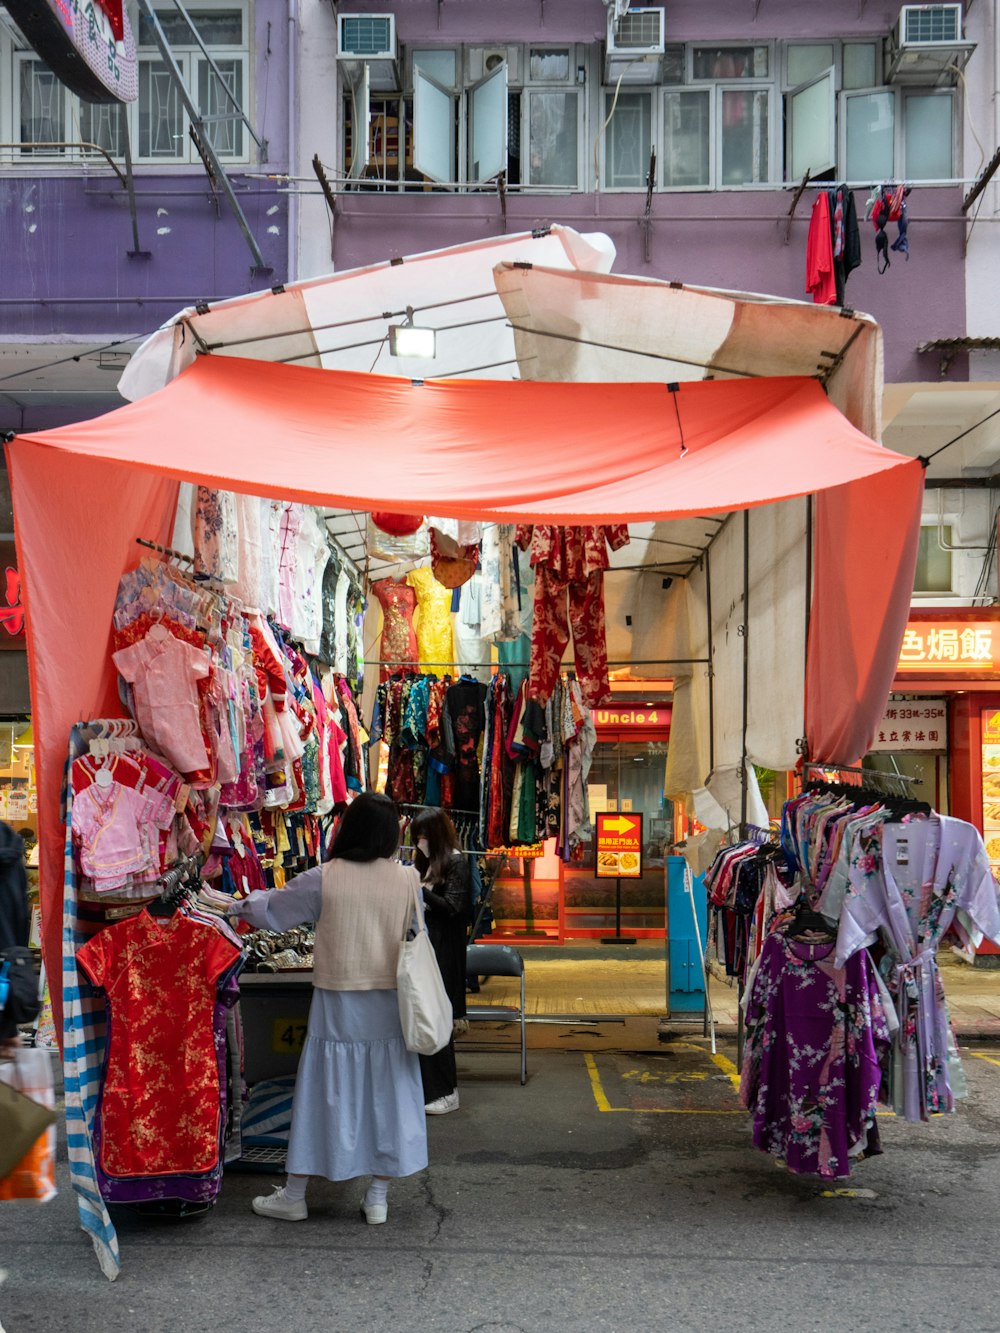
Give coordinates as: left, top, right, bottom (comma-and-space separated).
496, 262, 883, 825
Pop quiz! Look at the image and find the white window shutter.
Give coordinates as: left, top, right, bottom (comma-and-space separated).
787, 65, 836, 181
468, 60, 508, 182
348, 62, 370, 178
413, 66, 455, 183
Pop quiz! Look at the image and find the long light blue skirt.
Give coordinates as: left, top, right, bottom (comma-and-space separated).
285, 988, 429, 1181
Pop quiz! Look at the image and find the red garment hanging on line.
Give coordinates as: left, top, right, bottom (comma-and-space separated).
806, 193, 837, 306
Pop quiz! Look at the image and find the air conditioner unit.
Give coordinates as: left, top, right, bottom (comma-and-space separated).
338, 13, 399, 92
605, 6, 665, 85
466, 46, 521, 84
886, 4, 975, 85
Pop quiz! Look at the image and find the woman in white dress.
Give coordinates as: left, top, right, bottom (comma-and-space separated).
233, 792, 427, 1224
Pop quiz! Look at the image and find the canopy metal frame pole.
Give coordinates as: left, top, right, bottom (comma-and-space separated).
136, 0, 270, 273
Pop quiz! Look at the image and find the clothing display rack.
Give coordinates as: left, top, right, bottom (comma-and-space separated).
370, 657, 709, 669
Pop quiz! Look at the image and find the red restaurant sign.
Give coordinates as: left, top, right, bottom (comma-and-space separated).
896, 619, 1000, 675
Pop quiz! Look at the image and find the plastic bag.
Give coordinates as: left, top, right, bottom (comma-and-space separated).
0, 1047, 57, 1202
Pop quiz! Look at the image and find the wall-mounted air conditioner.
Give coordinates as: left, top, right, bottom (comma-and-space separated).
466, 45, 522, 85
605, 6, 665, 85
338, 13, 399, 92
886, 4, 975, 86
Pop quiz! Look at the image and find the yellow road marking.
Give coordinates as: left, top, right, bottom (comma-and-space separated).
583, 1050, 745, 1115
584, 1051, 613, 1112
972, 1052, 1000, 1069
820, 1188, 878, 1199
659, 1039, 743, 1091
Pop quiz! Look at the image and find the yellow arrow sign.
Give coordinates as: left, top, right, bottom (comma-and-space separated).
601, 815, 637, 835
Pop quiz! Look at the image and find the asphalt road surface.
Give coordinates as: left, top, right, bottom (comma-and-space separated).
3, 1039, 1000, 1332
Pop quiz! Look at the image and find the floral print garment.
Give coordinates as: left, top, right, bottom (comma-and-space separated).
193, 487, 239, 584
836, 815, 1000, 1121
77, 911, 241, 1179
741, 933, 891, 1179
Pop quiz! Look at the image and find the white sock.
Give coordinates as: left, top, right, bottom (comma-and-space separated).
283, 1173, 309, 1203
364, 1177, 389, 1207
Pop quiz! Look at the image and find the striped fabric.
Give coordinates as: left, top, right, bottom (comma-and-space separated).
61, 725, 120, 1281
240, 1077, 296, 1147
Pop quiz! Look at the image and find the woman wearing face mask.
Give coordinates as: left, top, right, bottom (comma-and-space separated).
411, 807, 471, 1115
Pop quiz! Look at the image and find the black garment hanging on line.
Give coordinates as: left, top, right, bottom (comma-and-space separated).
827, 185, 861, 305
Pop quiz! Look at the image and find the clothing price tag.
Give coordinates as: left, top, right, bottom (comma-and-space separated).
896, 840, 909, 866
174, 783, 191, 812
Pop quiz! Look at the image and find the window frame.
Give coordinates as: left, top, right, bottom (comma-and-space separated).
0, 0, 252, 170
713, 81, 775, 189
345, 42, 586, 191
660, 85, 712, 191
600, 85, 655, 192
901, 87, 957, 183
522, 85, 584, 190
913, 523, 956, 596
839, 83, 957, 185
688, 41, 774, 84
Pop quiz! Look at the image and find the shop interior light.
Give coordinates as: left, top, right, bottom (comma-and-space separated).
388, 307, 436, 359
12, 722, 32, 749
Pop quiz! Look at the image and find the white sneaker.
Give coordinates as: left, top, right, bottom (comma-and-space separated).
252, 1186, 308, 1221
425, 1091, 460, 1115
361, 1198, 388, 1225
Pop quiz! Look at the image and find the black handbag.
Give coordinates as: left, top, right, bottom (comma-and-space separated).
0, 947, 40, 1028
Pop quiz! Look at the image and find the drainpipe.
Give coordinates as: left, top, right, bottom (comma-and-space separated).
287, 0, 300, 283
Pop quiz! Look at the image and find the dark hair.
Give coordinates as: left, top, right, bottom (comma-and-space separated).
326, 793, 401, 863
411, 807, 460, 883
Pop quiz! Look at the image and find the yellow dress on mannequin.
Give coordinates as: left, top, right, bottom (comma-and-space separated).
407, 566, 455, 668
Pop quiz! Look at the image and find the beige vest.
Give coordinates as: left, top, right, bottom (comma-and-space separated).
311, 858, 419, 991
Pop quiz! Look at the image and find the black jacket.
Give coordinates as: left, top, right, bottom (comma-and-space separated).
422, 852, 471, 1019
0, 822, 29, 952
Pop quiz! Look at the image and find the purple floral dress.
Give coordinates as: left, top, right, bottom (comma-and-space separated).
741, 933, 891, 1179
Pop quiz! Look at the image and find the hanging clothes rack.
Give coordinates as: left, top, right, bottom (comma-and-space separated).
369, 657, 708, 669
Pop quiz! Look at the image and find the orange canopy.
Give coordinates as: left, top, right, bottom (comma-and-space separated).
6, 355, 923, 1027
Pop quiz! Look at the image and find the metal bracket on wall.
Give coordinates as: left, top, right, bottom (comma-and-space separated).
120, 106, 151, 260
783, 171, 811, 244
642, 147, 656, 263
497, 172, 507, 232
137, 0, 272, 274
312, 154, 337, 219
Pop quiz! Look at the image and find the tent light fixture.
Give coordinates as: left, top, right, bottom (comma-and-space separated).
389, 307, 436, 359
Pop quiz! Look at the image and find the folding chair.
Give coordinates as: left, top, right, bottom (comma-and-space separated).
463, 943, 527, 1085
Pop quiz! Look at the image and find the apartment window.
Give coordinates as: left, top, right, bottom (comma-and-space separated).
719, 86, 770, 184
2, 2, 251, 166
692, 45, 769, 80
914, 526, 954, 594
135, 6, 250, 163
345, 43, 584, 190
786, 44, 834, 87
603, 91, 652, 188
526, 90, 579, 186
840, 85, 955, 184
662, 89, 710, 188
904, 92, 953, 180
843, 87, 895, 180
842, 42, 878, 89
16, 56, 65, 152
